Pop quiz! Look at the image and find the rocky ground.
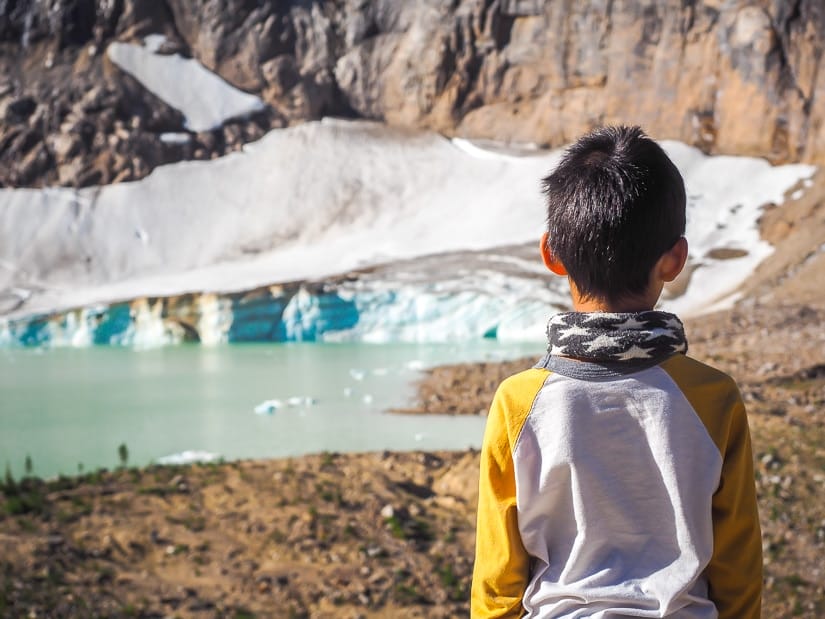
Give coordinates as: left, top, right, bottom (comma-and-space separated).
0, 450, 481, 618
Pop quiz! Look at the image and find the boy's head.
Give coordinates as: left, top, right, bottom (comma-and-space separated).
540, 125, 687, 309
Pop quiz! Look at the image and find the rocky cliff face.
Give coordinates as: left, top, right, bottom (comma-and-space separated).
2, 0, 824, 188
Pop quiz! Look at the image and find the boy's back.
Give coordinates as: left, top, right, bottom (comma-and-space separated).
470, 127, 761, 618
473, 345, 761, 617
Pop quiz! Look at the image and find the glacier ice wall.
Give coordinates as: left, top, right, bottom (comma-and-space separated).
0, 120, 817, 348
0, 247, 569, 348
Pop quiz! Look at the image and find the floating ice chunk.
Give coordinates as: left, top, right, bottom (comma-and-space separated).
362, 394, 373, 404
414, 433, 425, 442
156, 450, 221, 465
372, 367, 389, 376
405, 360, 425, 371
283, 396, 317, 407
254, 399, 282, 415
343, 387, 353, 397
349, 369, 365, 381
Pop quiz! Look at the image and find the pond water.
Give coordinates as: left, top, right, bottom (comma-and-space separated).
0, 341, 542, 479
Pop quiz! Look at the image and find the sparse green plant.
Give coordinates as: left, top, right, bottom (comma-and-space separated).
785, 574, 807, 588
3, 462, 14, 491
437, 563, 458, 588
118, 443, 129, 468
437, 562, 468, 601
69, 495, 92, 517
171, 543, 189, 555
320, 451, 335, 468
2, 477, 45, 517
410, 517, 434, 542
165, 514, 206, 532
394, 582, 426, 604
385, 515, 406, 539
270, 528, 286, 543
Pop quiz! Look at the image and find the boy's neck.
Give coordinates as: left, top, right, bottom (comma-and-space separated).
569, 282, 661, 313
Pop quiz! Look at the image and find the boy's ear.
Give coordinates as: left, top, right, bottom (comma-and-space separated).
656, 236, 689, 282
540, 232, 568, 276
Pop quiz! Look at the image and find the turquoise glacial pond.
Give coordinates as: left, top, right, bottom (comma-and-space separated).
0, 341, 541, 479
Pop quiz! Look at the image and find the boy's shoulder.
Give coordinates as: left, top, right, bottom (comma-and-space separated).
659, 353, 747, 455
496, 366, 551, 395
488, 368, 551, 440
659, 353, 742, 397
493, 355, 744, 415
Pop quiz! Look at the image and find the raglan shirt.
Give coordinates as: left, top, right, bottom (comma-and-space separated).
471, 354, 762, 618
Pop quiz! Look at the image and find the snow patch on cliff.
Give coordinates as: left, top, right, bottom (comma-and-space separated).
107, 35, 265, 131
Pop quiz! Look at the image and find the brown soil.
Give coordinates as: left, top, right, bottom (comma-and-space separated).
0, 451, 481, 618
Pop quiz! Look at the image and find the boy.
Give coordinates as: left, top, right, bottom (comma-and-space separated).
471, 126, 762, 618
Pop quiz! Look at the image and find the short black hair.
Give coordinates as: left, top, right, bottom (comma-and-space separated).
541, 125, 686, 303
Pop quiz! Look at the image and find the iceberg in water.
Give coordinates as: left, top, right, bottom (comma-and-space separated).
156, 450, 222, 465
254, 399, 282, 415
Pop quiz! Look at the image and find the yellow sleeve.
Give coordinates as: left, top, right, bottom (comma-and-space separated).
471, 369, 548, 618
706, 393, 762, 619
660, 355, 762, 618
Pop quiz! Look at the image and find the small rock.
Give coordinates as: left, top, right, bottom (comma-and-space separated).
365, 545, 384, 558
5, 96, 37, 121
188, 599, 214, 611
169, 474, 185, 487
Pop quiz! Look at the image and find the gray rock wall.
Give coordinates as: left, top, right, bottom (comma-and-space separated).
2, 0, 824, 188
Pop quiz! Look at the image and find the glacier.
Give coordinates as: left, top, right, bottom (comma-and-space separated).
0, 246, 569, 347
0, 119, 817, 349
